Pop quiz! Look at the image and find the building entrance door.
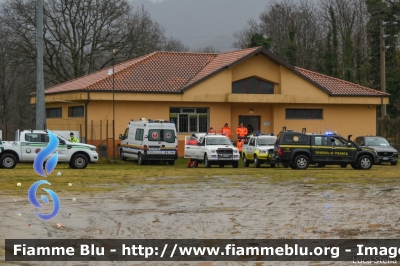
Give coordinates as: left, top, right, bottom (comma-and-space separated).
238, 116, 260, 135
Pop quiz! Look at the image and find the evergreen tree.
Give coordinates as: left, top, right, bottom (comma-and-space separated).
329, 6, 340, 78
366, 0, 400, 118
248, 33, 272, 50
285, 31, 297, 65
323, 30, 334, 76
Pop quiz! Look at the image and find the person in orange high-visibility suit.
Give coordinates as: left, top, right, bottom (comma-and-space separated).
219, 123, 231, 138
237, 138, 245, 156
187, 134, 198, 167
236, 122, 248, 139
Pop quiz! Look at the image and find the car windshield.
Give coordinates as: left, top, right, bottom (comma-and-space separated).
365, 137, 390, 146
256, 138, 276, 146
55, 134, 70, 143
206, 137, 233, 146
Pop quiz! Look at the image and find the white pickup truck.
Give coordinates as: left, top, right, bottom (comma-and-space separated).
184, 133, 240, 168
0, 130, 98, 169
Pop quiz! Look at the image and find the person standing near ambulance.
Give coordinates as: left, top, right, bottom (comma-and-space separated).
236, 123, 248, 139
219, 123, 231, 138
237, 138, 245, 156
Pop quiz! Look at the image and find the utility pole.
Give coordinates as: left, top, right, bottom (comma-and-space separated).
36, 0, 45, 130
112, 49, 116, 160
380, 20, 387, 118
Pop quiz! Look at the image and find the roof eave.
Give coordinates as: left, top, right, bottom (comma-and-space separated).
40, 89, 183, 96
331, 94, 390, 97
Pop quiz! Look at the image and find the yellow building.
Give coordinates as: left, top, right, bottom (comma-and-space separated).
31, 47, 389, 157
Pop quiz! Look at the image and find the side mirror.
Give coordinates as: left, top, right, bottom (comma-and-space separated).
119, 134, 123, 140
390, 143, 394, 146
347, 142, 352, 147
60, 140, 65, 145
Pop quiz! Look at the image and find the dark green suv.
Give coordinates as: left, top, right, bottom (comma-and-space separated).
273, 129, 379, 170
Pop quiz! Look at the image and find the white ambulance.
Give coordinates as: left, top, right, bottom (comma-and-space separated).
118, 118, 178, 165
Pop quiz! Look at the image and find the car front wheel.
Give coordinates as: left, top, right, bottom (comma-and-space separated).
204, 155, 211, 168
254, 155, 261, 168
358, 155, 372, 170
119, 149, 126, 161
71, 154, 89, 169
243, 156, 249, 167
0, 154, 17, 169
138, 154, 144, 165
232, 161, 239, 168
294, 155, 309, 169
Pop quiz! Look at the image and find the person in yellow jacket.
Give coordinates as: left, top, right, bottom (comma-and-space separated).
236, 123, 248, 139
219, 123, 231, 138
69, 132, 79, 143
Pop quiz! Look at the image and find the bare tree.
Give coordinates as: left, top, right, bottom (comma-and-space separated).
320, 0, 370, 84
193, 46, 220, 53
233, 19, 260, 49
0, 13, 34, 138
233, 0, 324, 69
2, 0, 188, 86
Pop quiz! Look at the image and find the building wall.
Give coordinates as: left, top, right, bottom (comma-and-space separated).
45, 102, 86, 139
231, 55, 280, 85
42, 53, 384, 157
273, 104, 377, 137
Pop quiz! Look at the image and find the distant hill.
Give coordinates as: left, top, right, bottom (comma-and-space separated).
129, 0, 268, 52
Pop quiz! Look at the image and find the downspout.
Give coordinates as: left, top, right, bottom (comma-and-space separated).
85, 91, 90, 144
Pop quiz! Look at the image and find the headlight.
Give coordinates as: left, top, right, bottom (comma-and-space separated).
90, 147, 97, 151
211, 149, 217, 153
258, 150, 267, 154
233, 150, 238, 153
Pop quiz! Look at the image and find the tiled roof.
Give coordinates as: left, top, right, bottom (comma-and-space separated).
86, 52, 216, 92
44, 47, 388, 97
182, 47, 260, 90
294, 67, 389, 96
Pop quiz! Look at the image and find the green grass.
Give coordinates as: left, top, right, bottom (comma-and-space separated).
1, 158, 399, 195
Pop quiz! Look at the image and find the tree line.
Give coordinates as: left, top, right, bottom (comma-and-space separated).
234, 0, 400, 120
0, 0, 191, 138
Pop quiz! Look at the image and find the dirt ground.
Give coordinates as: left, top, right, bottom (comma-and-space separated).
2, 175, 400, 266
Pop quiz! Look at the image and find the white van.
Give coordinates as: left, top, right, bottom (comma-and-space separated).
118, 118, 178, 165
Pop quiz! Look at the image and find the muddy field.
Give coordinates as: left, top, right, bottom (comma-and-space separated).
2, 175, 400, 266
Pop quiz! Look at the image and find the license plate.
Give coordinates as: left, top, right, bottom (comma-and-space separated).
149, 148, 159, 150
383, 157, 389, 161
221, 154, 230, 158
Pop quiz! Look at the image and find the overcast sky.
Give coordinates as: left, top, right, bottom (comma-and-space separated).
129, 0, 268, 52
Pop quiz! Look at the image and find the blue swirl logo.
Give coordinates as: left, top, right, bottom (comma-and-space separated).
28, 180, 60, 220
33, 131, 59, 177
28, 131, 61, 220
